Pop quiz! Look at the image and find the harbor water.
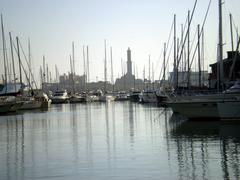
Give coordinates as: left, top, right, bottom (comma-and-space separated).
0, 102, 240, 179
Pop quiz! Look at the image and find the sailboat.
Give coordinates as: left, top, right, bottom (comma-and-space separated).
167, 0, 240, 120
68, 42, 86, 103
99, 40, 115, 102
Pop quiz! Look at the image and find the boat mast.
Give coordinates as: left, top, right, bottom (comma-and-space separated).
148, 55, 150, 90
110, 46, 114, 91
197, 24, 201, 87
1, 14, 7, 84
163, 42, 166, 82
72, 42, 75, 75
70, 55, 74, 93
72, 42, 75, 93
82, 46, 86, 92
173, 14, 177, 89
133, 62, 136, 90
104, 39, 107, 93
152, 62, 154, 89
87, 45, 89, 84
9, 32, 16, 91
28, 38, 32, 88
218, 0, 224, 91
187, 10, 191, 89
16, 37, 23, 85
229, 13, 234, 52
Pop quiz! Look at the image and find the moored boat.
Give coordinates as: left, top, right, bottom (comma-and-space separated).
129, 90, 141, 102
51, 90, 69, 104
140, 90, 157, 103
114, 92, 129, 101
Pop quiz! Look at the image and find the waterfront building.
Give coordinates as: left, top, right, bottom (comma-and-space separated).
169, 71, 209, 88
209, 51, 240, 89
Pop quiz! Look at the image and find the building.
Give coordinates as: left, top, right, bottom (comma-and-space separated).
209, 51, 240, 89
42, 73, 86, 93
169, 71, 209, 88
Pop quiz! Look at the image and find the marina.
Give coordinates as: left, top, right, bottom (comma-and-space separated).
1, 0, 240, 179
0, 102, 240, 179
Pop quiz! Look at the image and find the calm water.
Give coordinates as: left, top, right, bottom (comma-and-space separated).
0, 102, 240, 180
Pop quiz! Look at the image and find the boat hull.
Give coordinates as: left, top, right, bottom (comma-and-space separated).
168, 98, 240, 120
51, 98, 69, 104
168, 100, 219, 120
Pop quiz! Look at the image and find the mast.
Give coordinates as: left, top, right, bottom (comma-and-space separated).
40, 66, 43, 89
187, 10, 191, 89
104, 39, 107, 93
43, 55, 46, 83
148, 55, 151, 89
86, 45, 89, 83
16, 37, 23, 85
229, 13, 234, 52
82, 46, 86, 92
143, 66, 145, 90
152, 62, 154, 89
1, 14, 7, 84
197, 24, 201, 86
9, 32, 16, 91
55, 65, 58, 83
70, 55, 74, 93
110, 46, 114, 91
28, 38, 32, 87
72, 42, 75, 93
46, 63, 49, 83
173, 14, 177, 89
202, 27, 205, 84
218, 0, 223, 91
72, 42, 75, 75
163, 43, 166, 81
133, 62, 136, 90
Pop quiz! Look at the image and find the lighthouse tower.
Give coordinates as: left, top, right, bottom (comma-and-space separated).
127, 47, 132, 76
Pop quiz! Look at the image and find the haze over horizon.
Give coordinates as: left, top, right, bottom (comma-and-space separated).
1, 0, 240, 86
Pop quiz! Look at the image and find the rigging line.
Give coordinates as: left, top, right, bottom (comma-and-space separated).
18, 39, 38, 89
231, 16, 239, 37
12, 40, 33, 91
189, 0, 212, 70
155, 47, 164, 80
157, 16, 175, 83
165, 18, 174, 55
159, 39, 174, 86
156, 17, 175, 82
189, 26, 198, 56
176, 0, 198, 69
179, 14, 189, 51
167, 40, 174, 83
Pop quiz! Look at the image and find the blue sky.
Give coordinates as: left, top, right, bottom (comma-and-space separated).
1, 0, 240, 84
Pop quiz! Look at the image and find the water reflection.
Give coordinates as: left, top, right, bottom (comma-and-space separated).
0, 103, 240, 179
169, 114, 240, 180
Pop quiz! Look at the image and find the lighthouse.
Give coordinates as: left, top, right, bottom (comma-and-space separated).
127, 47, 132, 76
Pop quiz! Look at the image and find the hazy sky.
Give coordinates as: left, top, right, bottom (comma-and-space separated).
1, 0, 240, 84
